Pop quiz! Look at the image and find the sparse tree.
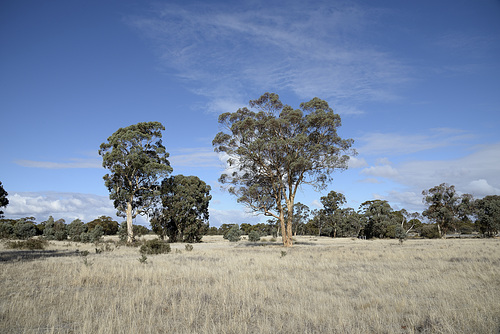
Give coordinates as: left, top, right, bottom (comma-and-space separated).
68, 219, 87, 242
359, 200, 395, 238
151, 175, 211, 243
87, 216, 119, 235
99, 122, 172, 243
422, 183, 474, 237
476, 195, 500, 237
224, 224, 242, 242
43, 217, 68, 241
319, 191, 346, 238
13, 218, 37, 240
0, 181, 8, 218
213, 93, 354, 247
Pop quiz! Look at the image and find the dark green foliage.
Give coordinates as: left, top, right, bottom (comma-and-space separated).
185, 244, 193, 251
133, 225, 150, 237
6, 238, 48, 250
42, 216, 68, 241
80, 225, 104, 243
395, 225, 407, 244
219, 224, 237, 236
68, 219, 87, 242
359, 200, 395, 238
99, 122, 172, 243
87, 216, 119, 235
0, 220, 14, 238
224, 224, 242, 242
13, 220, 37, 239
206, 226, 219, 235
311, 192, 363, 238
151, 175, 211, 243
139, 239, 171, 255
422, 183, 474, 237
138, 254, 148, 264
117, 222, 148, 242
290, 202, 310, 236
213, 93, 355, 247
248, 230, 260, 242
476, 195, 500, 237
420, 224, 441, 239
0, 181, 8, 218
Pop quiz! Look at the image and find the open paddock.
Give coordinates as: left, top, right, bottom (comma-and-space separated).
1, 236, 499, 333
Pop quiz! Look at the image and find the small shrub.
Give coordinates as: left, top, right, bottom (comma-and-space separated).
13, 222, 37, 240
140, 239, 171, 255
80, 225, 104, 243
395, 226, 407, 245
224, 225, 242, 242
420, 224, 440, 239
185, 244, 193, 251
280, 250, 287, 258
248, 230, 260, 242
138, 254, 148, 264
6, 238, 48, 250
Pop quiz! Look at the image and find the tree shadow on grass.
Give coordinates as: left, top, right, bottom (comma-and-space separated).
240, 240, 318, 247
0, 249, 80, 262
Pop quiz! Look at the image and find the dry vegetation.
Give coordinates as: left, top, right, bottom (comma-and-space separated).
1, 236, 499, 333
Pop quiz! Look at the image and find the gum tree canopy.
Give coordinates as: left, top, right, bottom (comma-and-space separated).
213, 93, 355, 247
99, 122, 172, 243
0, 181, 8, 218
151, 174, 211, 243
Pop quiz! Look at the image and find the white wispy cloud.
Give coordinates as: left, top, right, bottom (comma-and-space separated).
362, 142, 500, 210
127, 1, 411, 114
169, 147, 220, 168
356, 128, 474, 156
15, 158, 102, 169
4, 192, 119, 223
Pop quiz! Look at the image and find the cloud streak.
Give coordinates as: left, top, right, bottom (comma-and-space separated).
15, 158, 102, 169
128, 1, 411, 114
356, 128, 474, 156
361, 142, 500, 210
4, 192, 117, 223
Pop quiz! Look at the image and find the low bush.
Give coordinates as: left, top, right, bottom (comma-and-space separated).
224, 225, 242, 242
6, 238, 48, 250
139, 239, 171, 255
248, 230, 260, 242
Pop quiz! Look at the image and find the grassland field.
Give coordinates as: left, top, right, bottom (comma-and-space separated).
1, 235, 499, 334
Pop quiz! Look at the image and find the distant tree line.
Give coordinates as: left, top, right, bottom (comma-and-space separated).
205, 183, 499, 240
99, 122, 211, 243
0, 215, 149, 242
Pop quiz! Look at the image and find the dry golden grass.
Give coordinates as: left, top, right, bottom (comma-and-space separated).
1, 236, 499, 333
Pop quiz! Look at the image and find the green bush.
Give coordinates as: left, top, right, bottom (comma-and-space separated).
14, 222, 37, 240
80, 225, 104, 243
420, 224, 440, 239
139, 239, 171, 255
185, 244, 193, 251
0, 221, 14, 238
43, 217, 68, 241
248, 230, 260, 242
68, 219, 87, 242
6, 238, 48, 250
224, 225, 241, 242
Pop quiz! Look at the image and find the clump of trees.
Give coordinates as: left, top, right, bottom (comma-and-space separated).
0, 216, 123, 242
150, 175, 211, 243
99, 122, 211, 243
0, 181, 8, 218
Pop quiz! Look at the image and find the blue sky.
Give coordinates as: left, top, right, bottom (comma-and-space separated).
1, 0, 499, 227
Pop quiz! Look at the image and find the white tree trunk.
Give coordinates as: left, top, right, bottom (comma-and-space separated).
126, 200, 134, 243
